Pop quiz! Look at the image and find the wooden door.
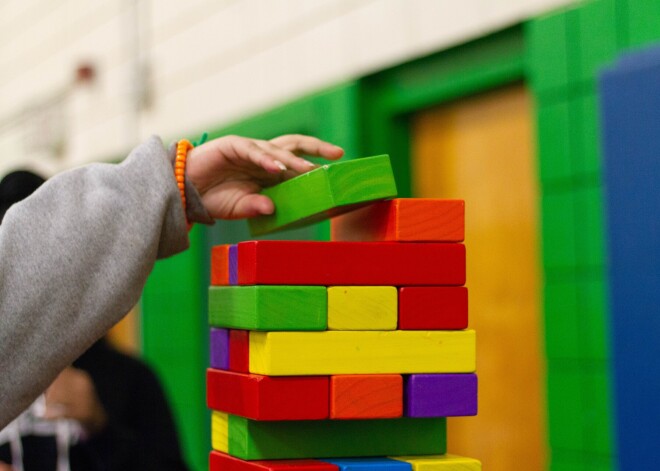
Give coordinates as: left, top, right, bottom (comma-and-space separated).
412, 83, 546, 470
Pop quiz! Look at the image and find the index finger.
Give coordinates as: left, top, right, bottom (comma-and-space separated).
269, 135, 344, 160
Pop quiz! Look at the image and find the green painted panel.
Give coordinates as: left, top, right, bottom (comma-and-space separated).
577, 275, 610, 360
547, 361, 585, 451
576, 0, 618, 83
581, 362, 615, 456
208, 286, 327, 331
249, 155, 397, 236
623, 0, 660, 48
575, 184, 607, 269
549, 449, 586, 471
544, 278, 580, 360
537, 100, 573, 184
141, 225, 208, 471
571, 90, 603, 179
526, 10, 570, 91
542, 190, 577, 271
526, 2, 616, 466
227, 414, 446, 460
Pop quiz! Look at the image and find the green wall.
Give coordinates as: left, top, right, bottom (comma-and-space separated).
140, 1, 660, 470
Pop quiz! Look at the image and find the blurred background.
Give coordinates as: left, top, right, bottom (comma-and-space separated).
2, 1, 659, 470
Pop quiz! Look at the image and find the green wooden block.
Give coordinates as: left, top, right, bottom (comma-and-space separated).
541, 189, 578, 271
214, 412, 446, 460
248, 155, 397, 236
537, 100, 573, 184
544, 278, 580, 360
208, 286, 327, 331
547, 361, 585, 451
526, 10, 570, 92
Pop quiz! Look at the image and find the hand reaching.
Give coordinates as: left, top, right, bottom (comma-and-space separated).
186, 134, 344, 219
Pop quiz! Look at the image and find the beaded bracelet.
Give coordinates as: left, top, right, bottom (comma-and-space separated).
175, 139, 193, 227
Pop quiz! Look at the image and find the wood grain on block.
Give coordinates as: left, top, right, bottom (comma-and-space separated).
229, 244, 238, 285
248, 155, 397, 236
398, 287, 468, 330
211, 245, 230, 285
237, 241, 465, 286
212, 411, 446, 460
327, 286, 397, 330
331, 199, 464, 242
330, 374, 402, 419
391, 455, 481, 471
210, 328, 229, 370
323, 458, 411, 471
210, 451, 339, 471
209, 286, 327, 331
405, 374, 478, 417
229, 330, 250, 373
206, 368, 328, 420
249, 330, 476, 376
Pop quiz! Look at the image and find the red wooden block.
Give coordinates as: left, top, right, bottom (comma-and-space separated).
331, 199, 464, 242
212, 245, 231, 286
330, 374, 403, 419
398, 287, 468, 330
229, 330, 250, 373
210, 451, 339, 471
207, 369, 329, 420
237, 241, 465, 286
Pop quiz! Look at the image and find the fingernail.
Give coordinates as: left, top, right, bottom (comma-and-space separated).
274, 161, 287, 171
305, 160, 316, 167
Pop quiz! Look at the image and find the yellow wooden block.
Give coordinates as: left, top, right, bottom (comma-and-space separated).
211, 411, 229, 453
327, 286, 397, 330
249, 330, 476, 375
391, 454, 481, 470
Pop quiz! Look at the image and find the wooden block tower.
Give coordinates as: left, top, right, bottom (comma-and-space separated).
207, 156, 481, 471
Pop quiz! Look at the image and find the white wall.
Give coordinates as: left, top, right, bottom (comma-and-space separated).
0, 0, 575, 176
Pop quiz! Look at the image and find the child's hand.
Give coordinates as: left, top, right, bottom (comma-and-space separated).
43, 367, 108, 435
186, 134, 344, 219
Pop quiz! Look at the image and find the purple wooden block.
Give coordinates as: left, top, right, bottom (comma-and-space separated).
405, 373, 477, 417
210, 328, 229, 369
229, 244, 238, 285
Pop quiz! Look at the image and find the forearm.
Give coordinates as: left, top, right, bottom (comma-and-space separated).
0, 136, 188, 428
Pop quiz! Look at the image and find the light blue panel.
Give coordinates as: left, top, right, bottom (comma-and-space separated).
323, 458, 411, 471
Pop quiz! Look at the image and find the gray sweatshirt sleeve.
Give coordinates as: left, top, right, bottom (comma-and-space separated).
0, 136, 205, 428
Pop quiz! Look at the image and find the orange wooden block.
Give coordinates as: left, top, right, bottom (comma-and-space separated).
330, 375, 403, 419
212, 245, 230, 286
331, 199, 464, 242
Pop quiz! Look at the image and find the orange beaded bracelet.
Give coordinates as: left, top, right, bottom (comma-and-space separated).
175, 139, 193, 227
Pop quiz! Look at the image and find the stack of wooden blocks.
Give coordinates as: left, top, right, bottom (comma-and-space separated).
207, 155, 481, 471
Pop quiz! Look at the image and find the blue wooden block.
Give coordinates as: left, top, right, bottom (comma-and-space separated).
210, 328, 229, 370
323, 458, 411, 471
229, 244, 238, 285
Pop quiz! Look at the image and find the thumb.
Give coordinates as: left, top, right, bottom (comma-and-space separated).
232, 194, 274, 219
